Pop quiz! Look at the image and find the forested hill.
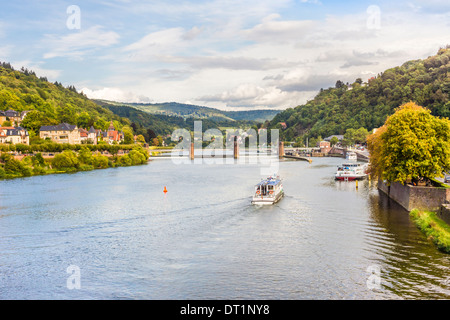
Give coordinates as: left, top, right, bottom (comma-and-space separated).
269, 47, 450, 142
95, 100, 280, 122
0, 62, 129, 136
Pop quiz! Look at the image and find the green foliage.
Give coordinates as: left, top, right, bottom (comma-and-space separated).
0, 62, 129, 136
410, 209, 450, 253
329, 136, 339, 146
78, 146, 94, 165
269, 48, 450, 141
0, 143, 150, 179
93, 155, 109, 169
343, 127, 370, 146
51, 150, 79, 171
1, 153, 31, 177
122, 125, 135, 144
31, 153, 45, 167
367, 102, 450, 183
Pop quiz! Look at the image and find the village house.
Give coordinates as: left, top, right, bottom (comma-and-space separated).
104, 121, 124, 144
38, 121, 123, 145
79, 128, 89, 143
78, 126, 98, 145
88, 126, 97, 145
0, 126, 30, 145
39, 123, 81, 144
318, 140, 331, 154
0, 110, 29, 126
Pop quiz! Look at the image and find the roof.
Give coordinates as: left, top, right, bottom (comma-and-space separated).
324, 135, 344, 141
79, 128, 88, 137
256, 178, 282, 187
4, 109, 20, 117
0, 110, 30, 118
1, 126, 28, 136
40, 123, 77, 132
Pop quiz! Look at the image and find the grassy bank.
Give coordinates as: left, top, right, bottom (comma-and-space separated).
410, 209, 450, 253
0, 145, 149, 179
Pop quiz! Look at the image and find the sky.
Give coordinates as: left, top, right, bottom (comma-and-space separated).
0, 0, 449, 110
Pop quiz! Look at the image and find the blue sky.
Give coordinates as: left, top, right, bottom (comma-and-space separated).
0, 0, 449, 110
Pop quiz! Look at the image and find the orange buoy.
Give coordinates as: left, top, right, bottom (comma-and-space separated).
163, 186, 167, 193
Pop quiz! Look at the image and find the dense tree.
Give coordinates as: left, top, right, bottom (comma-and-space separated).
367, 102, 450, 184
20, 110, 44, 134
0, 62, 130, 133
330, 136, 339, 146
136, 135, 146, 144
77, 112, 93, 129
52, 150, 79, 171
122, 125, 134, 144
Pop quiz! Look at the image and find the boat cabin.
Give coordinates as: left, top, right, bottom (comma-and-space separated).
255, 178, 281, 197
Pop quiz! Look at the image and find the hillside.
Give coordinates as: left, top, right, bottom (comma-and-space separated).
0, 61, 276, 144
0, 62, 129, 136
97, 101, 258, 135
269, 47, 450, 142
94, 100, 280, 122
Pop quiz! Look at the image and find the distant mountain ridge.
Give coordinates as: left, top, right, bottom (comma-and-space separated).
93, 100, 280, 122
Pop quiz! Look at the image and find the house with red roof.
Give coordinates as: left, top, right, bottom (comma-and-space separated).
0, 126, 30, 145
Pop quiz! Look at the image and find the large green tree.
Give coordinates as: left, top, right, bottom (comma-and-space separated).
367, 102, 450, 184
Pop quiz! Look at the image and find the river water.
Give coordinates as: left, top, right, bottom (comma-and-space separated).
0, 156, 449, 299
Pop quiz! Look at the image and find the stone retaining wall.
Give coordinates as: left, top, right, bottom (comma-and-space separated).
378, 180, 450, 212
439, 204, 450, 226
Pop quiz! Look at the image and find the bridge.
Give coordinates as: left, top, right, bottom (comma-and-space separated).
284, 145, 370, 162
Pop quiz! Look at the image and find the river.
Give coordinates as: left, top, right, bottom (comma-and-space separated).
0, 156, 449, 299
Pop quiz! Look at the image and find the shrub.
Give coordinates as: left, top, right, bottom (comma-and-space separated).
51, 150, 79, 171
78, 146, 94, 165
128, 150, 146, 165
93, 155, 109, 169
78, 164, 94, 171
116, 154, 132, 166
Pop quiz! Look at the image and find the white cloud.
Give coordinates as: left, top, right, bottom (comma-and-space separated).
81, 87, 151, 103
199, 83, 316, 109
244, 14, 316, 44
43, 26, 120, 59
28, 1, 450, 111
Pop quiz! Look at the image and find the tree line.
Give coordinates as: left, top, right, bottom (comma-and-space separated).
0, 145, 149, 179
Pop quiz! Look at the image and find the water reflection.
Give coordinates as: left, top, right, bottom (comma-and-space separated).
366, 191, 450, 299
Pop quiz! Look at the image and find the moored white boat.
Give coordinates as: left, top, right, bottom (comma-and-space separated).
335, 162, 368, 181
252, 175, 284, 205
346, 151, 357, 161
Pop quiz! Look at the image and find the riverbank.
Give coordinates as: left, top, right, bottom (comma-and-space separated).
410, 209, 450, 253
0, 145, 149, 179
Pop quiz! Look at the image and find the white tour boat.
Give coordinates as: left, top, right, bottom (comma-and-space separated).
335, 162, 368, 181
252, 175, 284, 205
